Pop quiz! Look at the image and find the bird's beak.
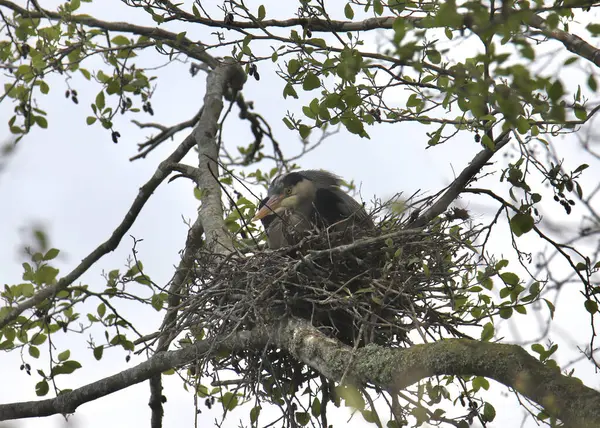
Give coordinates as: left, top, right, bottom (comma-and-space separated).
252, 195, 283, 221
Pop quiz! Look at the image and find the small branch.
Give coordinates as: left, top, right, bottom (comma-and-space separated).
0, 0, 218, 67
0, 328, 269, 420
0, 133, 199, 330
130, 108, 204, 161
408, 131, 510, 228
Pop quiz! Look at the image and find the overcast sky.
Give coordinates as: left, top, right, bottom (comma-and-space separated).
1, 1, 599, 427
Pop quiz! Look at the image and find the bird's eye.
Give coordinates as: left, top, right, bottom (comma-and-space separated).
285, 187, 292, 195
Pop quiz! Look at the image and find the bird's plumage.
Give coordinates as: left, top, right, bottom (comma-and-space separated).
254, 170, 373, 249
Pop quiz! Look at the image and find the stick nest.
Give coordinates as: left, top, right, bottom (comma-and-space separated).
174, 206, 480, 349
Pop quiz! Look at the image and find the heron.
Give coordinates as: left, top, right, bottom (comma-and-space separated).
252, 170, 373, 249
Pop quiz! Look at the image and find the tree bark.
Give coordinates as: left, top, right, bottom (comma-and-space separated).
2, 318, 599, 428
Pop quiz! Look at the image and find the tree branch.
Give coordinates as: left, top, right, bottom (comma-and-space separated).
130, 107, 204, 161
193, 57, 246, 254
275, 318, 600, 428
529, 14, 600, 68
0, 328, 269, 420
3, 318, 599, 428
0, 133, 199, 330
0, 0, 218, 67
148, 57, 246, 428
408, 131, 510, 228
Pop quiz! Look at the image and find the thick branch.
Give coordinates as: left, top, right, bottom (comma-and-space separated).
193, 58, 246, 254
529, 15, 600, 68
408, 132, 510, 228
0, 134, 198, 330
148, 57, 246, 428
275, 318, 600, 428
3, 318, 600, 428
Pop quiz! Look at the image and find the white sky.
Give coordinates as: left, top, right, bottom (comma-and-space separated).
1, 1, 599, 428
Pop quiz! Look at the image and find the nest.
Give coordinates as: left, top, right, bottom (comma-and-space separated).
168, 206, 484, 400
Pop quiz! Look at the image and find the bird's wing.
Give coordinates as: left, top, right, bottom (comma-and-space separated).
314, 187, 374, 228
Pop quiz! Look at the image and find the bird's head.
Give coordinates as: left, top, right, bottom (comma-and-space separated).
252, 170, 340, 221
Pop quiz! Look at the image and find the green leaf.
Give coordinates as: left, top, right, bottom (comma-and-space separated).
282, 117, 294, 130
585, 299, 598, 314
500, 272, 520, 286
510, 213, 534, 237
574, 105, 587, 121
426, 49, 441, 64
21, 283, 34, 297
481, 322, 494, 341
151, 294, 164, 311
588, 75, 597, 91
373, 0, 384, 15
35, 116, 48, 129
111, 35, 130, 45
481, 134, 495, 150
344, 3, 354, 19
311, 397, 321, 417
302, 72, 320, 91
544, 299, 555, 319
482, 402, 496, 422
298, 124, 311, 139
93, 345, 104, 361
250, 406, 261, 423
95, 91, 105, 111
587, 23, 600, 36
472, 376, 490, 391
516, 116, 530, 134
58, 350, 70, 361
39, 81, 49, 94
97, 303, 106, 318
80, 68, 91, 80
44, 248, 60, 260
36, 380, 49, 396
283, 83, 298, 99
295, 412, 310, 426
257, 5, 266, 20
342, 116, 365, 136
29, 345, 40, 358
499, 307, 513, 319
221, 392, 238, 411
86, 116, 97, 125
547, 80, 564, 101
52, 360, 82, 375
30, 333, 47, 346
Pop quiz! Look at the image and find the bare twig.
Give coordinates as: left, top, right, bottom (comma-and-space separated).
408, 131, 510, 228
